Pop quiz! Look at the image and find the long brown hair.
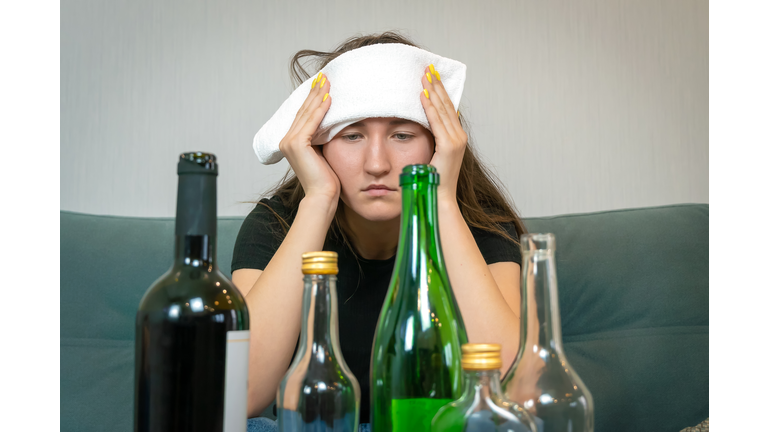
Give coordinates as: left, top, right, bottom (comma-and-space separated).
258, 31, 526, 253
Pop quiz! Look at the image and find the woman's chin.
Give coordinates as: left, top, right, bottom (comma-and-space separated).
349, 201, 401, 222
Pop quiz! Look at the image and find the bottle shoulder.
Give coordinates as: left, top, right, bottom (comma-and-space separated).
504, 351, 593, 401
433, 392, 535, 431
283, 350, 359, 381
138, 266, 246, 313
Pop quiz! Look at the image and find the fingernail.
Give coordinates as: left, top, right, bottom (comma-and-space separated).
426, 72, 432, 83
436, 71, 441, 81
457, 109, 460, 117
318, 72, 323, 81
320, 77, 326, 88
429, 64, 436, 75
323, 93, 329, 102
311, 77, 317, 89
424, 89, 429, 99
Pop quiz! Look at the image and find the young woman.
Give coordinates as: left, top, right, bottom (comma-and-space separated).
232, 31, 527, 428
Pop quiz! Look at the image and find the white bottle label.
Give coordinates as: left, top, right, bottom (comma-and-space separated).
223, 330, 250, 432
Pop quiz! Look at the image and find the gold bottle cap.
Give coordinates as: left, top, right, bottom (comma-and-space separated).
301, 251, 338, 275
461, 343, 502, 370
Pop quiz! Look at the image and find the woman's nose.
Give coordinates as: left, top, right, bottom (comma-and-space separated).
363, 138, 391, 178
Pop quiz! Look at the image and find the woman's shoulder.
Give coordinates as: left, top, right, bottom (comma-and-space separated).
468, 220, 519, 244
244, 195, 295, 224
232, 195, 295, 273
470, 207, 521, 239
468, 210, 522, 265
236, 195, 297, 244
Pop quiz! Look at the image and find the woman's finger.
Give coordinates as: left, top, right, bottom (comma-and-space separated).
422, 67, 458, 137
290, 73, 318, 129
298, 79, 331, 140
423, 66, 461, 134
420, 87, 452, 146
294, 72, 329, 131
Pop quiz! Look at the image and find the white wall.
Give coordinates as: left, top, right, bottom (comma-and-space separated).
61, 0, 708, 218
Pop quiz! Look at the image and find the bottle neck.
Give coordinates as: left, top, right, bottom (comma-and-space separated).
174, 235, 215, 268
298, 274, 342, 363
521, 249, 564, 356
463, 369, 504, 405
174, 173, 217, 268
394, 181, 445, 276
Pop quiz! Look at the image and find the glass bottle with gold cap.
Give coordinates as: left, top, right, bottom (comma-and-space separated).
431, 344, 537, 432
276, 251, 361, 432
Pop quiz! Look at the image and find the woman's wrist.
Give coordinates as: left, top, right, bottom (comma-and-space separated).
437, 189, 460, 213
299, 194, 338, 225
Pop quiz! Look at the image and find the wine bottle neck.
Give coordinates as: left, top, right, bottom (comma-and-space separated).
174, 173, 217, 268
395, 181, 445, 270
299, 274, 342, 363
174, 235, 216, 268
521, 250, 565, 355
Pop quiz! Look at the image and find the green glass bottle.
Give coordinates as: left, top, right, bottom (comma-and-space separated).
370, 164, 468, 432
134, 152, 250, 432
431, 344, 536, 432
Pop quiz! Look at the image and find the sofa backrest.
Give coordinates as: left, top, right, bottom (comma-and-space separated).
60, 204, 708, 432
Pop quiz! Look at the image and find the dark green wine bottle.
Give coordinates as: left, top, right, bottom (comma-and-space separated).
370, 164, 468, 432
134, 152, 250, 432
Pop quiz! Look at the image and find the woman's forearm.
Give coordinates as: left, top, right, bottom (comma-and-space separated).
243, 196, 337, 417
437, 199, 521, 371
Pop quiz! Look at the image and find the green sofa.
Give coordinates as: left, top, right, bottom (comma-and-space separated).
60, 203, 709, 432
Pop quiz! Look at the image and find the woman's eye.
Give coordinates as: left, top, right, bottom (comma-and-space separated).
394, 133, 412, 140
343, 134, 362, 141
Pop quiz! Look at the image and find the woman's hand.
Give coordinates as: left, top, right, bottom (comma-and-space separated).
279, 72, 339, 205
420, 64, 468, 203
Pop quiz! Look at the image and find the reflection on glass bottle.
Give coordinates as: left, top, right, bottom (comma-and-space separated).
432, 344, 537, 432
502, 234, 593, 432
277, 252, 360, 432
370, 165, 468, 432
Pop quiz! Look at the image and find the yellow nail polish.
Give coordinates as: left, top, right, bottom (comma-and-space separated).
311, 77, 317, 89
323, 93, 329, 102
457, 109, 460, 117
429, 64, 436, 75
318, 72, 323, 81
435, 71, 441, 81
424, 89, 429, 99
320, 77, 326, 88
426, 72, 432, 83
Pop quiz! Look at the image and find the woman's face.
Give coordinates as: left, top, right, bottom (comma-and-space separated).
322, 117, 435, 222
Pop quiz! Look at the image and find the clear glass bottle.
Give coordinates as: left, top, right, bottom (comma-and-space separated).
277, 251, 361, 432
370, 164, 468, 432
502, 234, 593, 432
134, 152, 250, 432
432, 344, 537, 432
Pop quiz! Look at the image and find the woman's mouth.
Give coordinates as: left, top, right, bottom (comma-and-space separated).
363, 184, 396, 196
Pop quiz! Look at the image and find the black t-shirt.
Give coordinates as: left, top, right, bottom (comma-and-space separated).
231, 196, 522, 423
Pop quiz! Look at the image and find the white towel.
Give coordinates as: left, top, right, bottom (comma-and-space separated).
253, 43, 467, 165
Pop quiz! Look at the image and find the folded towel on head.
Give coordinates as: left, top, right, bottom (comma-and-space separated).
252, 43, 467, 165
